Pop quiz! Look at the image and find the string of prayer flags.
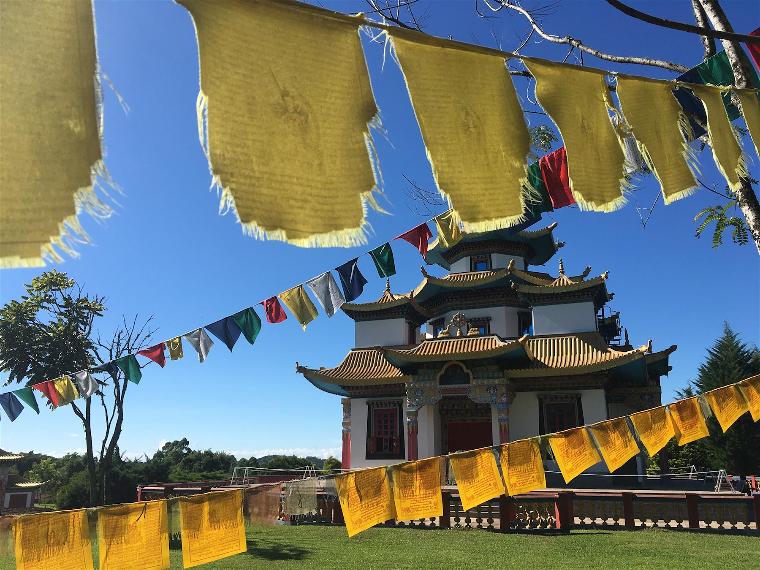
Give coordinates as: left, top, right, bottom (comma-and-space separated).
689, 50, 760, 119
432, 210, 464, 249
178, 0, 381, 248
205, 317, 242, 352
672, 84, 708, 140
538, 147, 574, 209
739, 374, 760, 421
279, 285, 318, 330
261, 296, 287, 324
74, 371, 98, 398
691, 85, 746, 191
548, 427, 602, 484
704, 384, 749, 433
14, 509, 93, 570
138, 343, 167, 368
524, 59, 626, 212
33, 381, 60, 408
368, 243, 396, 278
335, 466, 395, 537
616, 76, 698, 203
306, 272, 345, 317
232, 308, 261, 345
246, 483, 283, 527
13, 387, 39, 414
588, 418, 640, 473
500, 438, 546, 496
669, 396, 710, 445
53, 376, 78, 405
0, 392, 24, 422
390, 33, 531, 231
179, 490, 246, 569
335, 259, 367, 302
115, 355, 143, 385
167, 337, 184, 360
0, 1, 105, 269
396, 223, 433, 257
185, 328, 214, 363
97, 501, 169, 570
449, 448, 505, 512
523, 162, 554, 218
284, 479, 320, 516
391, 456, 443, 522
629, 406, 676, 457
736, 89, 760, 158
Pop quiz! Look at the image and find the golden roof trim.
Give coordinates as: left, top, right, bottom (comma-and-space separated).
296, 348, 410, 386
384, 335, 527, 363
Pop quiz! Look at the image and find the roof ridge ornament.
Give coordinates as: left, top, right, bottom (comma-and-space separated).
448, 312, 468, 337
558, 258, 565, 275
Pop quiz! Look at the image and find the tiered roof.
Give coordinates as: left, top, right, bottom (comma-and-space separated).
509, 259, 611, 309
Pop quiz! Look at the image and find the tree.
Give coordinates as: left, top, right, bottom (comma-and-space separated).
322, 456, 342, 474
0, 270, 154, 506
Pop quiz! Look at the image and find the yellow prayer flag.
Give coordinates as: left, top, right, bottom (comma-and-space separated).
523, 58, 626, 212
279, 285, 318, 330
179, 490, 246, 568
500, 439, 546, 496
53, 376, 78, 406
1, 1, 106, 268
433, 210, 463, 249
588, 418, 640, 473
616, 76, 697, 203
690, 85, 746, 191
14, 509, 93, 570
167, 337, 184, 360
98, 501, 169, 570
335, 467, 395, 537
739, 374, 760, 421
449, 448, 505, 512
669, 397, 710, 445
390, 32, 531, 232
629, 406, 675, 457
548, 427, 601, 484
178, 0, 380, 247
391, 457, 443, 522
704, 384, 749, 433
736, 89, 760, 159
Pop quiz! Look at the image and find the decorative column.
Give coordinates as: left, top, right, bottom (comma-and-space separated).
341, 398, 351, 470
406, 408, 419, 461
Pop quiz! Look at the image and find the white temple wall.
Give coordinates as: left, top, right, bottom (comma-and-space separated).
349, 397, 409, 469
449, 254, 525, 273
508, 388, 608, 441
417, 405, 440, 459
355, 318, 408, 348
532, 301, 597, 335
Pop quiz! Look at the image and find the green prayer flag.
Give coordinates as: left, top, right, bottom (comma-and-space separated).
693, 51, 760, 120
115, 354, 142, 384
12, 387, 39, 414
232, 307, 262, 345
369, 243, 396, 278
523, 161, 553, 218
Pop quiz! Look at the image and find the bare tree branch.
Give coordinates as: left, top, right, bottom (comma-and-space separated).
690, 0, 715, 58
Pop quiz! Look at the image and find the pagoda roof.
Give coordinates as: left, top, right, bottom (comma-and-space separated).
342, 280, 432, 320
0, 452, 24, 463
425, 221, 562, 269
509, 260, 611, 309
384, 334, 528, 366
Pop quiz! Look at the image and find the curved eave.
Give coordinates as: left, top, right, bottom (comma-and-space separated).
384, 336, 528, 367
412, 269, 513, 303
509, 267, 591, 286
645, 345, 677, 377
341, 298, 432, 321
513, 277, 610, 308
507, 349, 647, 378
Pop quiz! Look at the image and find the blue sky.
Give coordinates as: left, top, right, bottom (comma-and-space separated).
1, 0, 758, 460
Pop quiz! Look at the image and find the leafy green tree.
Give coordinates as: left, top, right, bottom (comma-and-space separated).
322, 456, 342, 474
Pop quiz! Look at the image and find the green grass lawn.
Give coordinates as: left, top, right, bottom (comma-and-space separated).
3, 524, 759, 569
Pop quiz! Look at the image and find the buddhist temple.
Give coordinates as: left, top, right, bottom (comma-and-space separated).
297, 222, 675, 479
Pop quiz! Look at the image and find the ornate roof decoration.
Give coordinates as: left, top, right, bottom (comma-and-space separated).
384, 335, 528, 366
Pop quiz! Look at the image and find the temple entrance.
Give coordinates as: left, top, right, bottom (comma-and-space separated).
439, 397, 492, 454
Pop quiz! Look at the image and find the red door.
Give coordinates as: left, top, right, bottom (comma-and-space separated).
446, 421, 492, 453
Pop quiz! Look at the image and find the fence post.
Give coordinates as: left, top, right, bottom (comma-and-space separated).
686, 493, 700, 530
622, 492, 635, 529
498, 495, 515, 532
555, 491, 574, 531
440, 491, 451, 529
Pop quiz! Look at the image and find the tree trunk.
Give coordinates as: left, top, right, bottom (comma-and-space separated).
83, 399, 98, 506
690, 0, 715, 58
698, 0, 760, 253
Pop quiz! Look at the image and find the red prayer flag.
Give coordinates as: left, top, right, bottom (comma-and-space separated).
138, 343, 167, 368
539, 147, 575, 209
33, 381, 60, 407
261, 296, 287, 324
396, 223, 433, 256
748, 28, 760, 72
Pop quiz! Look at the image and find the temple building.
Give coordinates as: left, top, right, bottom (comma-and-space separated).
297, 222, 675, 479
0, 450, 43, 512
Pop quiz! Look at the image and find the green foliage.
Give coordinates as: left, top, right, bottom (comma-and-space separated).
322, 456, 342, 474
694, 199, 750, 247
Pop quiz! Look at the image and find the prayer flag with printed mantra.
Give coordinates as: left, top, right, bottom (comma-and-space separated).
739, 374, 760, 421
548, 427, 601, 484
391, 457, 443, 522
669, 397, 710, 445
368, 243, 396, 278
279, 285, 318, 330
449, 448, 505, 511
539, 147, 574, 209
629, 406, 675, 457
500, 438, 546, 496
736, 89, 760, 158
588, 418, 640, 473
432, 210, 463, 249
177, 0, 380, 247
14, 509, 93, 570
390, 33, 531, 231
167, 337, 184, 360
748, 28, 760, 72
336, 467, 395, 537
97, 501, 169, 570
179, 490, 246, 569
246, 483, 283, 527
704, 384, 749, 433
616, 76, 697, 203
524, 59, 626, 212
261, 297, 287, 324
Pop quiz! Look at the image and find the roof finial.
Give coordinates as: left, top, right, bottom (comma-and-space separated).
385, 278, 391, 292
558, 258, 565, 275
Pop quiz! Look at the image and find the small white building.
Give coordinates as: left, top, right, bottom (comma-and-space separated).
298, 223, 675, 478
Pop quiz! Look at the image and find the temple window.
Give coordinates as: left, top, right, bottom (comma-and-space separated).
438, 362, 471, 386
366, 400, 404, 459
517, 311, 533, 336
538, 395, 584, 435
470, 254, 492, 272
468, 317, 490, 336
